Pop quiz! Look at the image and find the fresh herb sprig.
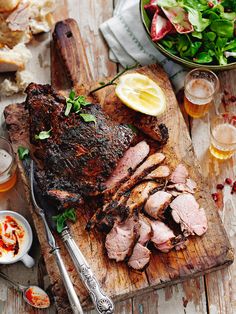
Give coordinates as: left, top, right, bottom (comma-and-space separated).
65, 91, 91, 116
90, 62, 139, 94
18, 146, 29, 160
52, 208, 77, 233
65, 91, 96, 123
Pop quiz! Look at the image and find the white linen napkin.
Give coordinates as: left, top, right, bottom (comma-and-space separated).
100, 0, 187, 91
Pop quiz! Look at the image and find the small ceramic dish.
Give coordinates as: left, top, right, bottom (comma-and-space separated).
0, 210, 35, 268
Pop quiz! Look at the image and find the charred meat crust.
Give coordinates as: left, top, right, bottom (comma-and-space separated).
25, 83, 135, 205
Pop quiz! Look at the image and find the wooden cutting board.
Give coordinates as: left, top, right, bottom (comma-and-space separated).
4, 19, 234, 313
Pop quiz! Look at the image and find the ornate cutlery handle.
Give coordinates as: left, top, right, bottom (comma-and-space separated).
61, 228, 114, 314
52, 248, 84, 314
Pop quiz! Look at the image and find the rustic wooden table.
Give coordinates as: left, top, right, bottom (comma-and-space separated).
0, 1, 235, 313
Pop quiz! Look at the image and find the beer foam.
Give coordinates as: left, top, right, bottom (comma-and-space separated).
213, 124, 236, 145
186, 78, 214, 105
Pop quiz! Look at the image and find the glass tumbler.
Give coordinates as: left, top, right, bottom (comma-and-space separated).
184, 68, 219, 118
209, 113, 236, 160
0, 137, 17, 192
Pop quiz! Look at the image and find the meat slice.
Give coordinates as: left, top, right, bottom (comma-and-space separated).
138, 214, 152, 245
114, 152, 166, 199
144, 165, 170, 180
144, 191, 172, 219
170, 194, 208, 236
89, 181, 159, 232
170, 164, 188, 184
150, 220, 175, 253
134, 114, 169, 145
104, 141, 150, 194
105, 216, 139, 262
128, 243, 151, 270
25, 83, 135, 205
126, 181, 160, 211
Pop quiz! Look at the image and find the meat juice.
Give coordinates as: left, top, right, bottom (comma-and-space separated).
0, 149, 17, 192
210, 123, 236, 159
184, 78, 214, 118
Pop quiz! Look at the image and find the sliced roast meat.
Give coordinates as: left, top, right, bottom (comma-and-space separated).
144, 165, 170, 180
88, 181, 159, 232
170, 193, 208, 236
105, 216, 139, 262
128, 243, 151, 270
138, 214, 152, 245
150, 220, 175, 253
144, 191, 172, 219
104, 141, 150, 194
186, 178, 197, 192
114, 152, 166, 199
170, 164, 188, 184
126, 181, 160, 211
134, 114, 169, 145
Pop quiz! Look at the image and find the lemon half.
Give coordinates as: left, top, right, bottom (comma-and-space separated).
115, 73, 166, 116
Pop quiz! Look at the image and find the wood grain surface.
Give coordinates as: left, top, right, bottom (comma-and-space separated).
3, 17, 234, 313
0, 1, 235, 314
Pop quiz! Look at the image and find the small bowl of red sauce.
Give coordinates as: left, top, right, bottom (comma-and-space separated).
0, 211, 34, 267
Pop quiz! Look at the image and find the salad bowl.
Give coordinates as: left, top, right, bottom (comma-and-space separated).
140, 0, 236, 70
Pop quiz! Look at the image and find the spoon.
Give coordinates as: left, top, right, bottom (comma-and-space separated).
0, 271, 50, 309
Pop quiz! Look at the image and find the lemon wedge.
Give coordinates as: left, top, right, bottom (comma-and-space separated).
115, 73, 166, 116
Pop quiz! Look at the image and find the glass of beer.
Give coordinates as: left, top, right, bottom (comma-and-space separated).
0, 137, 17, 192
209, 113, 236, 160
184, 68, 219, 118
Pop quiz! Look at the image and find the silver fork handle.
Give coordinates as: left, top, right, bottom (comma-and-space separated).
53, 248, 84, 314
61, 228, 114, 314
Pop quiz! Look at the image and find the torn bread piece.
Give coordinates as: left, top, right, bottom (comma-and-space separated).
0, 43, 31, 72
0, 0, 20, 13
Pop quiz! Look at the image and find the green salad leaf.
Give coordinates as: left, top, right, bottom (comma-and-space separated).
210, 19, 234, 38
156, 0, 236, 65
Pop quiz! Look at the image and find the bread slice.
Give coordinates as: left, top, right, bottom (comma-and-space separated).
0, 0, 20, 13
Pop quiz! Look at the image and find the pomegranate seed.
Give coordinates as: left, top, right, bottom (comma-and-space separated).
212, 193, 218, 201
216, 184, 224, 190
208, 2, 214, 8
225, 178, 232, 185
230, 95, 236, 102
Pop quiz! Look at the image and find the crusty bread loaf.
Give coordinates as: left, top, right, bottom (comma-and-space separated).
0, 0, 20, 13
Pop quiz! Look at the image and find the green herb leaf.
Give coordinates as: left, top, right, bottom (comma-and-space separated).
80, 113, 96, 123
65, 92, 91, 116
65, 102, 73, 116
18, 146, 29, 160
69, 90, 76, 100
99, 82, 105, 86
35, 129, 52, 140
52, 208, 77, 233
